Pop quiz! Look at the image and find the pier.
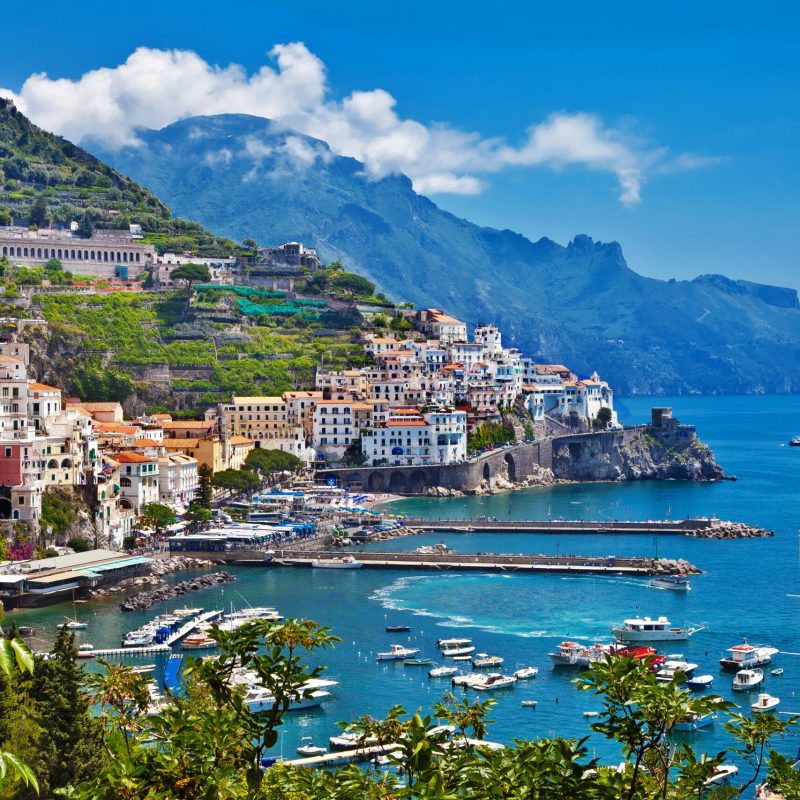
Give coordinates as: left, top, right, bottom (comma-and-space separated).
274, 550, 687, 576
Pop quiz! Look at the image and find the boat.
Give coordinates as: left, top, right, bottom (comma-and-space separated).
577, 643, 613, 668
733, 668, 764, 691
182, 634, 218, 650
472, 653, 504, 668
385, 625, 411, 633
442, 645, 476, 657
404, 658, 432, 667
429, 666, 459, 678
521, 700, 538, 708
514, 666, 539, 680
771, 668, 784, 676
451, 655, 472, 662
612, 616, 703, 642
60, 618, 88, 630
329, 731, 378, 750
674, 712, 715, 732
244, 687, 331, 712
437, 637, 472, 649
311, 556, 363, 569
583, 711, 599, 718
705, 764, 739, 786
548, 641, 586, 666
687, 674, 714, 691
752, 693, 781, 713
451, 672, 490, 687
789, 437, 800, 447
296, 738, 327, 757
76, 644, 95, 659
655, 660, 699, 683
719, 640, 780, 672
649, 575, 691, 592
472, 673, 517, 691
377, 644, 420, 661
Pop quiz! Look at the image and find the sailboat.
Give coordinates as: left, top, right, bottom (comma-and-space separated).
59, 592, 87, 630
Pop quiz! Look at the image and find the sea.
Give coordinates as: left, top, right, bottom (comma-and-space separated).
10, 395, 800, 766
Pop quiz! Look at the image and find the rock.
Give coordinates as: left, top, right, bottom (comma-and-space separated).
120, 571, 236, 612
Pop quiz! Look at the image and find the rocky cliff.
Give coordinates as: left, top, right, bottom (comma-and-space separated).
551, 427, 725, 482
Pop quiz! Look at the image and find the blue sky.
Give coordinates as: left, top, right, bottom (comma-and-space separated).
2, 0, 797, 287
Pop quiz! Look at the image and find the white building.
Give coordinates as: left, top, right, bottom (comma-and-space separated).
115, 452, 160, 513
158, 453, 199, 510
312, 399, 357, 460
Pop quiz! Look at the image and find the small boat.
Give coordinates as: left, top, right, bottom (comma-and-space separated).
733, 668, 764, 691
404, 658, 432, 667
656, 660, 699, 683
311, 556, 363, 569
451, 672, 488, 687
60, 618, 88, 630
514, 666, 539, 680
674, 712, 715, 732
442, 645, 476, 657
437, 637, 472, 649
451, 655, 472, 662
583, 711, 599, 718
789, 437, 800, 447
76, 644, 95, 659
752, 693, 780, 713
687, 674, 714, 691
771, 668, 784, 676
182, 634, 218, 650
297, 737, 327, 757
385, 625, 411, 633
720, 640, 780, 672
429, 666, 458, 678
612, 616, 703, 642
705, 764, 739, 786
377, 644, 420, 661
521, 700, 538, 708
329, 731, 378, 750
548, 641, 586, 666
472, 673, 517, 691
472, 653, 504, 668
649, 575, 691, 592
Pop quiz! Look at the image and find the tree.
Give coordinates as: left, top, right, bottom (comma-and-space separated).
185, 501, 212, 530
594, 406, 613, 430
244, 449, 302, 481
211, 469, 260, 497
196, 464, 213, 508
242, 238, 258, 251
0, 209, 11, 227
29, 195, 49, 228
390, 313, 412, 332
44, 257, 63, 271
138, 503, 175, 538
76, 211, 93, 239
170, 263, 211, 291
330, 271, 375, 299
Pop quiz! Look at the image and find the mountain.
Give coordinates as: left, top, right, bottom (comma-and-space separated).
0, 99, 239, 257
91, 113, 800, 395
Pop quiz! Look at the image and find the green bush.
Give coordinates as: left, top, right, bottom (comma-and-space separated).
67, 536, 91, 552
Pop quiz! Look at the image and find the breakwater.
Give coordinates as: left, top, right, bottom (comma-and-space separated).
120, 571, 236, 612
402, 518, 771, 538
274, 550, 698, 576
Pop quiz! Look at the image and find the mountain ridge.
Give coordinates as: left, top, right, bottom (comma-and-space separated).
90, 113, 800, 395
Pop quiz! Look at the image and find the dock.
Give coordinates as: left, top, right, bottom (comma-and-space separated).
402, 518, 718, 535
88, 644, 170, 657
274, 550, 678, 576
164, 609, 222, 646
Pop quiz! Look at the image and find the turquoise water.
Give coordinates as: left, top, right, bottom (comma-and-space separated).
9, 395, 800, 765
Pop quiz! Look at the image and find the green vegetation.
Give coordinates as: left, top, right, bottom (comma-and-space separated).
593, 406, 613, 429
467, 420, 516, 453
66, 535, 90, 552
40, 487, 78, 537
138, 503, 176, 537
212, 468, 261, 496
243, 448, 302, 480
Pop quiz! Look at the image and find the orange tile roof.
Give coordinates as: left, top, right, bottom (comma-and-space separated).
387, 420, 426, 427
134, 439, 161, 447
162, 421, 213, 429
96, 424, 139, 433
29, 382, 60, 391
114, 451, 154, 463
228, 435, 253, 445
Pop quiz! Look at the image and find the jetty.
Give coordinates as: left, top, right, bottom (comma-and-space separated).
401, 518, 771, 538
274, 550, 695, 576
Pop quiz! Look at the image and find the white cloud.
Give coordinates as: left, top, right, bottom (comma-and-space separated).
0, 43, 719, 203
203, 148, 232, 167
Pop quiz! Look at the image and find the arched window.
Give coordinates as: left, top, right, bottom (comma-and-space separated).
47, 459, 58, 469
77, 250, 82, 260
120, 477, 131, 487
83, 250, 88, 260
135, 253, 140, 263
122, 252, 128, 262
44, 249, 49, 258
37, 248, 42, 258
61, 458, 72, 468
70, 250, 75, 259
1, 248, 5, 256
90, 250, 95, 260
23, 248, 28, 257
12, 509, 19, 520
104, 251, 108, 262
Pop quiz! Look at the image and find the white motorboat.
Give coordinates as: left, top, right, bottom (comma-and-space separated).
719, 640, 780, 672
451, 672, 491, 687
649, 575, 691, 592
521, 700, 538, 708
472, 673, 517, 691
329, 731, 378, 750
76, 644, 95, 659
429, 665, 459, 678
514, 666, 539, 680
705, 764, 739, 786
686, 674, 714, 691
577, 643, 612, 668
244, 687, 331, 712
674, 712, 715, 732
655, 660, 699, 683
612, 616, 703, 642
451, 654, 472, 662
752, 693, 780, 713
377, 644, 420, 661
60, 618, 88, 630
548, 641, 586, 666
442, 645, 476, 657
472, 653, 504, 668
311, 556, 363, 569
733, 668, 764, 691
437, 637, 472, 649
297, 737, 327, 757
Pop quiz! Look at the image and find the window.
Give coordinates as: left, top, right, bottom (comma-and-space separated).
18, 497, 24, 505
3, 448, 9, 458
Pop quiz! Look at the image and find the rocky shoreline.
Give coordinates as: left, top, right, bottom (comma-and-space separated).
90, 556, 216, 600
687, 520, 774, 539
120, 571, 236, 612
651, 558, 700, 575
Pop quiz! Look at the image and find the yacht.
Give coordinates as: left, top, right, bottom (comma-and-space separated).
686, 674, 714, 691
471, 673, 517, 691
311, 556, 363, 569
752, 693, 781, 713
674, 712, 715, 732
429, 665, 459, 678
612, 616, 703, 642
243, 686, 331, 712
472, 653, 504, 668
548, 641, 586, 666
513, 666, 539, 680
733, 668, 764, 691
377, 644, 420, 661
719, 640, 779, 672
442, 645, 476, 657
649, 575, 691, 592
